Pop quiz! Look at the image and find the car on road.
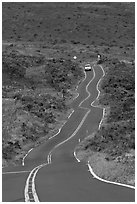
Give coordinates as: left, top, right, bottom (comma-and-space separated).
85, 64, 91, 71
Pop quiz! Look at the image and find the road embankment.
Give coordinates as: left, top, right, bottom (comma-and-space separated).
75, 62, 135, 188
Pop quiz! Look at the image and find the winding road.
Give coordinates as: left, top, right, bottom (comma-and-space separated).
2, 62, 135, 202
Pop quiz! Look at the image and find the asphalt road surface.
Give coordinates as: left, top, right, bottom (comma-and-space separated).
2, 64, 135, 202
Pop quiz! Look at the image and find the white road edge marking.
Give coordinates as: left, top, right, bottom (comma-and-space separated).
22, 148, 33, 166
78, 65, 95, 108
48, 109, 91, 164
24, 61, 134, 202
74, 63, 135, 190
87, 161, 135, 189
24, 107, 90, 202
2, 170, 30, 174
23, 63, 91, 201
73, 151, 80, 162
24, 163, 48, 202
24, 62, 107, 201
25, 167, 39, 202
22, 64, 88, 168
47, 64, 96, 163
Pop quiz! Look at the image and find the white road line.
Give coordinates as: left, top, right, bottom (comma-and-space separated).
24, 164, 48, 202
22, 148, 33, 166
24, 64, 89, 201
88, 64, 135, 189
21, 121, 67, 167
49, 120, 67, 139
24, 165, 41, 202
87, 161, 135, 189
73, 151, 80, 162
91, 64, 105, 106
25, 167, 39, 202
23, 64, 95, 201
48, 109, 91, 164
79, 66, 95, 108
31, 166, 43, 202
74, 63, 135, 190
98, 108, 105, 130
67, 109, 74, 119
22, 66, 87, 168
90, 64, 106, 130
24, 61, 134, 201
48, 64, 96, 163
2, 170, 31, 174
47, 154, 51, 164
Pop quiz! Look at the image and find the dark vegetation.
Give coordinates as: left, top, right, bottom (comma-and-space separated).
2, 49, 83, 162
3, 50, 45, 78
44, 58, 84, 94
2, 93, 67, 160
2, 49, 84, 92
83, 59, 135, 159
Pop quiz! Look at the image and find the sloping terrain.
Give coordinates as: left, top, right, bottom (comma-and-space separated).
2, 2, 135, 185
75, 58, 135, 186
2, 46, 84, 166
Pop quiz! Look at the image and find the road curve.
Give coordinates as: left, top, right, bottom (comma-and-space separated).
34, 64, 134, 202
2, 62, 93, 202
2, 63, 135, 202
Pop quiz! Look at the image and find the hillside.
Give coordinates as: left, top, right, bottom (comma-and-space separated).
2, 46, 84, 166
75, 58, 135, 186
3, 2, 134, 48
2, 1, 135, 182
